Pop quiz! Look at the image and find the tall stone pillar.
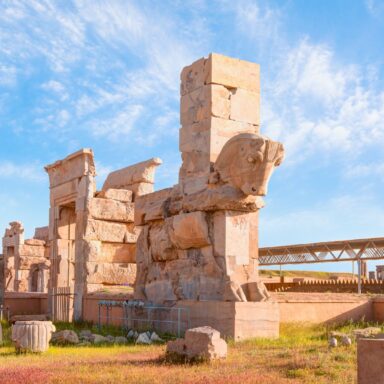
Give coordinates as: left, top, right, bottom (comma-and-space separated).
179, 53, 260, 194
45, 149, 96, 321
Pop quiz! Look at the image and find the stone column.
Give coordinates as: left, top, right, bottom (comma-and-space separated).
179, 53, 260, 195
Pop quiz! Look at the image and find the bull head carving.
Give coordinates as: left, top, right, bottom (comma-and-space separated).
214, 133, 284, 196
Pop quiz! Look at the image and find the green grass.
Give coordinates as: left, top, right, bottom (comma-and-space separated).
0, 320, 373, 383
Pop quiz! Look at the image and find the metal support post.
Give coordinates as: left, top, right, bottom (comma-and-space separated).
357, 259, 362, 294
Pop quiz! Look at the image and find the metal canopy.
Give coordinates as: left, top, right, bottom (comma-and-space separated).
259, 237, 384, 266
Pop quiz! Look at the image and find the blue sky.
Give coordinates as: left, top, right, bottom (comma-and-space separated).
1, 0, 384, 273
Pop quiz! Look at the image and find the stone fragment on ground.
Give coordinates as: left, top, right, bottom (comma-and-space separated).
51, 330, 79, 345
166, 326, 227, 362
136, 332, 151, 345
91, 334, 108, 344
79, 330, 92, 339
329, 337, 338, 348
341, 335, 352, 346
115, 336, 128, 344
150, 332, 163, 343
127, 329, 139, 340
106, 335, 115, 343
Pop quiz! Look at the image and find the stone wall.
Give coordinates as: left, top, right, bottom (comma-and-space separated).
44, 149, 161, 320
2, 222, 50, 293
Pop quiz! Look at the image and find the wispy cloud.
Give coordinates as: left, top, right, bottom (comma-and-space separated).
0, 161, 44, 182
0, 0, 207, 143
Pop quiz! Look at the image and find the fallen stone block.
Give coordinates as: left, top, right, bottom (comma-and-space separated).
51, 330, 79, 345
136, 332, 151, 345
115, 336, 128, 344
92, 334, 108, 344
166, 326, 227, 362
150, 332, 163, 343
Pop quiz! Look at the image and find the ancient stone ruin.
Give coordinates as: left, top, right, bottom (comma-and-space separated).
1, 53, 284, 339
44, 149, 161, 319
2, 222, 50, 292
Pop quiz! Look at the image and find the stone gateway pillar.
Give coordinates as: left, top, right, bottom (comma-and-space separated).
134, 53, 284, 339
45, 150, 161, 321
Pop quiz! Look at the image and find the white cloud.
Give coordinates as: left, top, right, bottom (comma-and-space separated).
0, 161, 44, 182
262, 39, 384, 165
90, 104, 144, 141
234, 0, 281, 42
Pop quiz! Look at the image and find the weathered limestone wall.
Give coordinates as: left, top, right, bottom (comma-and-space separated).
134, 53, 284, 310
45, 149, 161, 320
2, 222, 50, 293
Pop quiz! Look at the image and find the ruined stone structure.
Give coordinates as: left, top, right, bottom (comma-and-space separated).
1, 53, 285, 338
2, 222, 50, 293
44, 149, 161, 320
132, 54, 284, 338
134, 54, 284, 305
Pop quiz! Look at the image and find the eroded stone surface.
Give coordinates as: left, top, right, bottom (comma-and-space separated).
166, 326, 227, 361
12, 321, 56, 353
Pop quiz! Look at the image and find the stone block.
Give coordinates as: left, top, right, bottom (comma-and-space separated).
24, 238, 46, 246
167, 326, 227, 361
34, 226, 49, 242
180, 54, 260, 95
45, 149, 95, 188
208, 53, 260, 92
89, 198, 134, 223
97, 188, 133, 202
180, 84, 230, 126
177, 300, 279, 340
18, 255, 48, 269
213, 210, 251, 268
209, 117, 259, 162
358, 338, 384, 384
86, 262, 136, 285
17, 244, 46, 258
50, 179, 78, 206
102, 158, 162, 191
130, 182, 156, 198
230, 88, 260, 125
149, 222, 177, 261
134, 188, 173, 225
179, 174, 209, 195
86, 240, 136, 263
180, 151, 210, 177
180, 56, 207, 96
179, 127, 210, 153
85, 219, 135, 243
169, 212, 211, 249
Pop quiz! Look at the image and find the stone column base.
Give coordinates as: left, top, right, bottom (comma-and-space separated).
176, 300, 279, 340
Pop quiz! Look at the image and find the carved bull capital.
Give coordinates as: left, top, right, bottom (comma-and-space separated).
214, 133, 284, 196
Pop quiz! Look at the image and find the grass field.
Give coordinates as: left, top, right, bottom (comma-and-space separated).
0, 320, 371, 384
